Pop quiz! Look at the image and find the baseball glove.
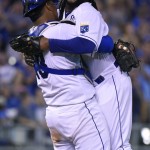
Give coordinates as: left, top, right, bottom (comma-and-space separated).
23, 54, 35, 67
9, 33, 43, 55
113, 39, 139, 72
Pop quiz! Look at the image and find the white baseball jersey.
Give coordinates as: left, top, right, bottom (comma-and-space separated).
61, 2, 112, 80
40, 21, 111, 149
58, 2, 132, 150
63, 2, 108, 48
29, 2, 109, 106
28, 15, 111, 150
29, 21, 95, 106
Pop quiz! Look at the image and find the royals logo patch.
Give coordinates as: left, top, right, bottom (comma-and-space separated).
80, 23, 89, 34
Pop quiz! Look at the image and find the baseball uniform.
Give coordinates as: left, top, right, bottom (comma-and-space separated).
28, 19, 110, 150
47, 2, 133, 149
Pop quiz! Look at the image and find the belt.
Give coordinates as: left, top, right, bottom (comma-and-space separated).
34, 64, 85, 75
94, 61, 118, 84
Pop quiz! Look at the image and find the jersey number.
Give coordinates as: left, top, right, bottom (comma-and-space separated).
35, 55, 48, 79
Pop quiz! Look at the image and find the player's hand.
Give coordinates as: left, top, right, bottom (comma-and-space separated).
113, 39, 140, 72
9, 33, 43, 55
23, 53, 35, 67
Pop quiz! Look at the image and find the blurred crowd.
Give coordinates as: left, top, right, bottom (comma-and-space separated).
0, 0, 150, 145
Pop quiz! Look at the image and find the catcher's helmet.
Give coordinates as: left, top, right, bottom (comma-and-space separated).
22, 0, 59, 17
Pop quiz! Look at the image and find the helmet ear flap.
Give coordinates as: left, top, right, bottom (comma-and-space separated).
23, 0, 29, 17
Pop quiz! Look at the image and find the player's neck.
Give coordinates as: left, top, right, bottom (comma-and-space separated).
33, 15, 58, 26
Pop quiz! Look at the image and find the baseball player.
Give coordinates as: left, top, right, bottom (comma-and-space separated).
10, 0, 111, 150
10, 0, 139, 149
52, 1, 133, 149
22, 0, 133, 149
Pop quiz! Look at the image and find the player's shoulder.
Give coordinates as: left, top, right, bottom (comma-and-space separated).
70, 2, 101, 21
59, 19, 76, 25
45, 21, 60, 26
28, 21, 59, 36
75, 2, 99, 14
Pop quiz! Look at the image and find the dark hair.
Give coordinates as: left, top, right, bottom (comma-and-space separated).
90, 0, 97, 9
59, 0, 97, 20
59, 0, 67, 20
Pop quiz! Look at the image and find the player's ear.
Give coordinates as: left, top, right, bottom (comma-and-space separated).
45, 1, 53, 11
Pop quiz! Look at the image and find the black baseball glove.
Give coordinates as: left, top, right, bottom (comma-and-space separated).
113, 39, 139, 72
9, 33, 43, 55
23, 54, 35, 67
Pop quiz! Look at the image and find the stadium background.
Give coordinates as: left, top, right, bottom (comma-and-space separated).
0, 0, 150, 149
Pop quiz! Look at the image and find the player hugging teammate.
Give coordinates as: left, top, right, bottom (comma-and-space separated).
10, 0, 139, 150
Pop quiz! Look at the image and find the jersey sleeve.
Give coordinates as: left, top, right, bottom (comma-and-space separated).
42, 22, 77, 40
74, 4, 109, 51
49, 35, 114, 54
98, 35, 114, 53
41, 23, 96, 54
41, 23, 113, 54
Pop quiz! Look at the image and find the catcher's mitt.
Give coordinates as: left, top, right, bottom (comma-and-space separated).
113, 39, 139, 72
23, 54, 35, 67
9, 33, 43, 55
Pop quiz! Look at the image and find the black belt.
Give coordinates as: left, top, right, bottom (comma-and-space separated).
94, 75, 105, 84
94, 61, 118, 84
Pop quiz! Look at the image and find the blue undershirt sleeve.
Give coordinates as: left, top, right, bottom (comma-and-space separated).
50, 37, 95, 54
49, 35, 114, 54
98, 35, 114, 53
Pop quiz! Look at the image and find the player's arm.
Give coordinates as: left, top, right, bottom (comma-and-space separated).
10, 12, 112, 55
40, 35, 114, 54
40, 8, 112, 54
9, 23, 113, 55
40, 15, 113, 54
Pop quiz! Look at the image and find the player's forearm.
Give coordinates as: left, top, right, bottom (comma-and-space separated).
39, 37, 95, 53
49, 35, 114, 54
49, 37, 95, 54
39, 35, 114, 53
40, 37, 49, 51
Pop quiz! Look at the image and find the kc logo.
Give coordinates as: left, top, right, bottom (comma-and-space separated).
80, 23, 89, 34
